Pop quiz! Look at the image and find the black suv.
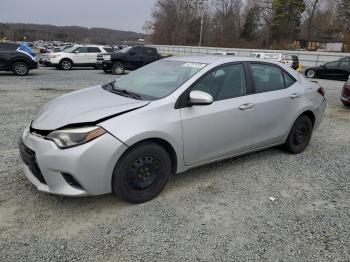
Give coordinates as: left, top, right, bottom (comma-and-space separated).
0, 42, 38, 76
97, 46, 164, 75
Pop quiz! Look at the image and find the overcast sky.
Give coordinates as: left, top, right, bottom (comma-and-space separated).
0, 0, 157, 33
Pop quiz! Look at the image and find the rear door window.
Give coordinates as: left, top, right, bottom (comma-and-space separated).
76, 47, 88, 53
87, 47, 101, 53
145, 48, 157, 56
250, 63, 287, 93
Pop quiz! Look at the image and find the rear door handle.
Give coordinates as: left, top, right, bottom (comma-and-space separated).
239, 103, 254, 110
290, 93, 301, 99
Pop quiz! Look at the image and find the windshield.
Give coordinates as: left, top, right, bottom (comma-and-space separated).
111, 60, 207, 100
118, 46, 132, 53
63, 46, 79, 53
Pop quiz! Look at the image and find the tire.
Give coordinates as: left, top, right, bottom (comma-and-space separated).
112, 142, 171, 203
285, 115, 313, 154
12, 61, 29, 76
306, 69, 316, 78
59, 59, 72, 70
111, 61, 124, 75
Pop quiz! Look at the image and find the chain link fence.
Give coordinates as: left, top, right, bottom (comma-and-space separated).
149, 44, 350, 67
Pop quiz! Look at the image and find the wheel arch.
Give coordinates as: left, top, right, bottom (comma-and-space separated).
10, 58, 30, 67
59, 57, 74, 65
123, 138, 178, 175
300, 110, 316, 127
112, 59, 125, 64
283, 108, 316, 142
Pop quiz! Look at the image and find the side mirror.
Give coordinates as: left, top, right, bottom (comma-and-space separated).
74, 50, 79, 54
189, 91, 213, 105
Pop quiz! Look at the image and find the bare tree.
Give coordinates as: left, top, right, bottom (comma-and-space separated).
304, 0, 325, 41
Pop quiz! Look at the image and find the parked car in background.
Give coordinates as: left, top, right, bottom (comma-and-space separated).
43, 45, 112, 70
250, 52, 302, 72
213, 51, 235, 56
305, 58, 350, 80
250, 53, 264, 58
20, 56, 326, 203
0, 42, 38, 75
97, 46, 163, 74
341, 76, 350, 106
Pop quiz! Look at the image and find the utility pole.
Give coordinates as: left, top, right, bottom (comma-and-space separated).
191, 0, 207, 46
199, 11, 204, 46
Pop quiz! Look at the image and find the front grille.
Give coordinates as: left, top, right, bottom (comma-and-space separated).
61, 173, 83, 190
19, 140, 47, 185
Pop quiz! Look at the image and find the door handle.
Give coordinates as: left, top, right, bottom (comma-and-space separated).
239, 103, 254, 110
290, 93, 301, 99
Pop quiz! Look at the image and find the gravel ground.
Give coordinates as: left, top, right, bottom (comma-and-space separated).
0, 67, 349, 262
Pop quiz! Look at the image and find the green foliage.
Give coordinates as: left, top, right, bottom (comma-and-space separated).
271, 0, 305, 42
241, 5, 259, 40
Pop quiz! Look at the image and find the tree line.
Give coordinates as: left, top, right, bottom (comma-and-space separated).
147, 0, 350, 49
0, 23, 145, 45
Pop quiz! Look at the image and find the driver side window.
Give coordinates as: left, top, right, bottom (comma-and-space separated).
325, 61, 339, 68
76, 47, 88, 53
191, 64, 246, 101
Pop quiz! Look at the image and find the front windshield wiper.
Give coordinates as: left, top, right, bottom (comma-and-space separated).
102, 82, 142, 100
112, 88, 142, 100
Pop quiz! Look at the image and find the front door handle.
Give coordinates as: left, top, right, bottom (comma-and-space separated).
239, 103, 254, 110
290, 93, 301, 99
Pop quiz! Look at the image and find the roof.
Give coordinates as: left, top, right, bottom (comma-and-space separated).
165, 55, 284, 65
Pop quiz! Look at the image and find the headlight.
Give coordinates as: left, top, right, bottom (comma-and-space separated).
47, 126, 106, 149
103, 55, 111, 60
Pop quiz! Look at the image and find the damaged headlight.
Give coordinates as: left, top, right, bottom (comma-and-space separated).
47, 126, 106, 149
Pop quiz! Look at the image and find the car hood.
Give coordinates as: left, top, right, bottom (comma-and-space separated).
31, 85, 150, 130
48, 51, 65, 56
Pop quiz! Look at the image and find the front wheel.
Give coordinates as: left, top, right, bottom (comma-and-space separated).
306, 69, 316, 78
59, 59, 72, 70
111, 61, 124, 75
284, 115, 313, 154
112, 142, 171, 203
12, 61, 29, 76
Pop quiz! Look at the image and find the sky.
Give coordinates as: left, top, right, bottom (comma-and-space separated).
0, 0, 157, 33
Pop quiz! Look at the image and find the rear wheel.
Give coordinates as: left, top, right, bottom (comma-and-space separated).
59, 59, 72, 70
306, 69, 316, 78
111, 61, 124, 75
285, 115, 313, 154
112, 142, 171, 203
12, 61, 29, 76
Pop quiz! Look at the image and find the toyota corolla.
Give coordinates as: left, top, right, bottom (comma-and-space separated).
19, 56, 326, 203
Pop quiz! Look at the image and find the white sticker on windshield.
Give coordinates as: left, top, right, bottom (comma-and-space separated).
182, 63, 206, 69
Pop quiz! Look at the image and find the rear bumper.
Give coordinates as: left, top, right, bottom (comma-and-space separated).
29, 61, 38, 70
314, 98, 326, 130
341, 96, 350, 105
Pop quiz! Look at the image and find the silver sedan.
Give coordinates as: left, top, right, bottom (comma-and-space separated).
20, 56, 326, 203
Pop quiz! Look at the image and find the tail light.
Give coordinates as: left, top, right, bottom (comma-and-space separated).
317, 87, 325, 97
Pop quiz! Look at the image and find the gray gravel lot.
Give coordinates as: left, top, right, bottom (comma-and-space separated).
0, 67, 349, 261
